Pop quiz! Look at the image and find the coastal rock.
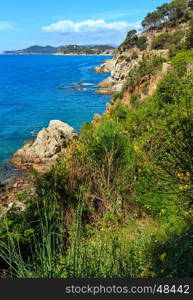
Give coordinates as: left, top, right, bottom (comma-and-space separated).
96, 48, 169, 95
92, 113, 101, 124
95, 59, 116, 74
11, 120, 78, 173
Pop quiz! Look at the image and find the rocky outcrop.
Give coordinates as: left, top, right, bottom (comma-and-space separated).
96, 48, 169, 95
11, 120, 78, 173
97, 48, 168, 94
95, 59, 116, 74
95, 23, 188, 95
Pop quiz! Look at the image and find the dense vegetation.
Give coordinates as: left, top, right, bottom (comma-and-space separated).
142, 0, 193, 30
0, 48, 192, 278
117, 0, 193, 55
3, 45, 114, 55
186, 17, 193, 48
3, 45, 60, 54
123, 55, 166, 94
151, 31, 184, 50
0, 0, 193, 278
58, 45, 115, 55
118, 30, 147, 53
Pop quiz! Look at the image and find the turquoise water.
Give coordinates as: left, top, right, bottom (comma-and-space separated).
0, 55, 111, 169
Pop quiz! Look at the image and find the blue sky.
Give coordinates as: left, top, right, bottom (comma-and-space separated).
0, 0, 167, 51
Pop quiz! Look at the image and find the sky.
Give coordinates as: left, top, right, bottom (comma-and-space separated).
0, 0, 167, 51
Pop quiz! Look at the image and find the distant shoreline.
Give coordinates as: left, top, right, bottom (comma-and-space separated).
0, 53, 113, 56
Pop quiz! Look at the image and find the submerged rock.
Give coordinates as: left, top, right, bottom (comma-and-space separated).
11, 120, 78, 173
75, 87, 87, 91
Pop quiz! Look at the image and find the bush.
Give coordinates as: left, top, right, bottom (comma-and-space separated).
142, 0, 191, 30
118, 30, 147, 52
151, 31, 184, 50
186, 18, 193, 49
124, 55, 165, 93
1, 46, 193, 279
130, 93, 140, 105
136, 36, 147, 51
112, 91, 124, 103
172, 50, 193, 73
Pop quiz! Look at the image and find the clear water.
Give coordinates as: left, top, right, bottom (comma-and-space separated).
0, 55, 111, 170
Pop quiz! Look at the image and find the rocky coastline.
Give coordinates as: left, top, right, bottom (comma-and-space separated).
0, 120, 78, 215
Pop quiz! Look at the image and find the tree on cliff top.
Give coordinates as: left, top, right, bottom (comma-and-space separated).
118, 30, 147, 52
142, 0, 191, 30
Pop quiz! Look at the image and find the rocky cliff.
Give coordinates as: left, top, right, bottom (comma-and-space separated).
96, 48, 169, 94
96, 23, 188, 99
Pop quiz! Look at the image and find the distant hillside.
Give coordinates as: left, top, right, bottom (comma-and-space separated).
3, 45, 115, 55
57, 45, 115, 55
3, 45, 60, 54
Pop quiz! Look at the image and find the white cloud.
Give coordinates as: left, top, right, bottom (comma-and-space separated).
0, 21, 13, 31
42, 19, 141, 34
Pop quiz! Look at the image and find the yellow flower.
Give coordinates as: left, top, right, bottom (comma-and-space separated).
179, 185, 188, 191
134, 145, 140, 153
159, 253, 167, 262
123, 130, 129, 135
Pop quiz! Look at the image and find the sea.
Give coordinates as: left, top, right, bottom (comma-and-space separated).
0, 54, 112, 182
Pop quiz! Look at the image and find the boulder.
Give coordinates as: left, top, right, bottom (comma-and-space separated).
11, 120, 78, 173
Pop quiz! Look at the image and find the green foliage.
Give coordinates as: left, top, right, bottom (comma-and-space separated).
118, 30, 147, 52
186, 18, 193, 48
130, 93, 140, 105
59, 45, 115, 55
142, 0, 191, 30
80, 119, 131, 167
1, 46, 193, 278
136, 36, 148, 51
124, 55, 165, 93
151, 31, 184, 50
0, 188, 66, 278
172, 49, 193, 73
112, 91, 124, 103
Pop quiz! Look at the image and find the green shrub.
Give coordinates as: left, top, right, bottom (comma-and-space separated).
130, 93, 140, 104
1, 46, 193, 279
112, 91, 124, 103
142, 0, 191, 30
136, 36, 148, 51
172, 49, 193, 73
118, 30, 147, 52
151, 31, 184, 50
186, 18, 193, 49
124, 56, 165, 93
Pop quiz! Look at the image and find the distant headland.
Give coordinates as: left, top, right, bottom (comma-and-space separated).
2, 44, 115, 56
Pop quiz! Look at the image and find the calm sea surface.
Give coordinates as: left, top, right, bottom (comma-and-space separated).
0, 55, 111, 176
